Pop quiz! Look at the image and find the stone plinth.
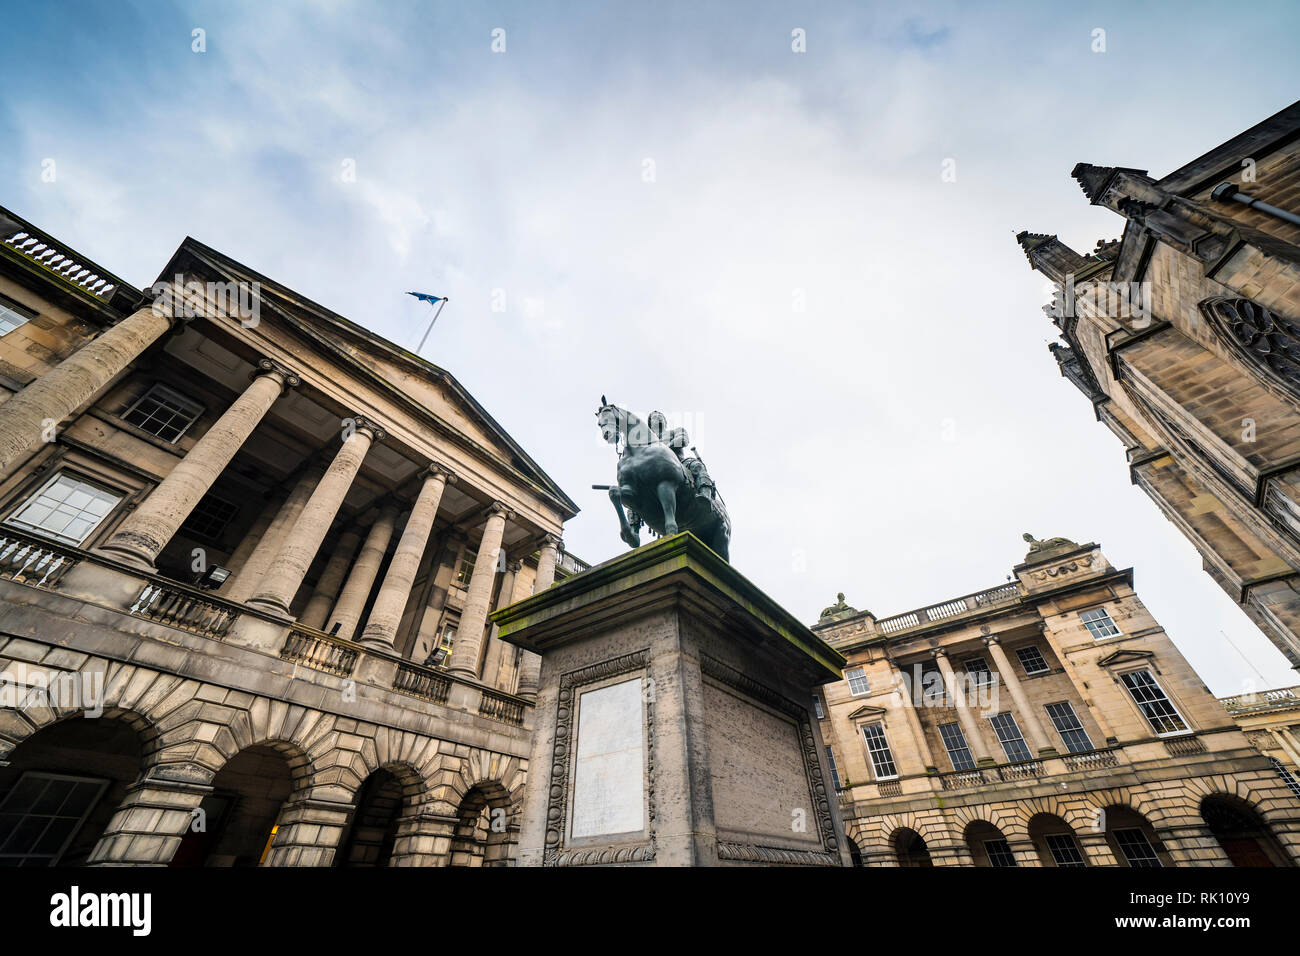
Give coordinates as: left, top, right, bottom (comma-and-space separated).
492, 532, 850, 867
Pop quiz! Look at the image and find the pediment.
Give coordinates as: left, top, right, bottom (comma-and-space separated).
1096, 648, 1154, 668
846, 704, 889, 720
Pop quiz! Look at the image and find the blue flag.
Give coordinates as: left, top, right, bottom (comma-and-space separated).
407, 291, 444, 305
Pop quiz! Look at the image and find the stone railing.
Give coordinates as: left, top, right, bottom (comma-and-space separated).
393, 660, 452, 704
479, 688, 526, 726
1061, 748, 1120, 771
939, 768, 991, 790
129, 581, 242, 639
0, 530, 81, 589
280, 625, 361, 677
997, 759, 1043, 781
876, 582, 1022, 636
3, 227, 123, 300
1162, 734, 1206, 757
1221, 686, 1300, 715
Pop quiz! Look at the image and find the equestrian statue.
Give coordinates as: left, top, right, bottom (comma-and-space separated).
595, 397, 732, 561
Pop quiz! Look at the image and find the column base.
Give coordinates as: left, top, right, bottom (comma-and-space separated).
245, 595, 293, 617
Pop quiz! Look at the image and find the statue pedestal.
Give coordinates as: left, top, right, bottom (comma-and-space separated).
492, 532, 850, 867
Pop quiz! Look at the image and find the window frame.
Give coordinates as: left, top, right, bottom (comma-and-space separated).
938, 720, 976, 771
1111, 827, 1162, 868
860, 721, 898, 781
988, 711, 1033, 762
824, 745, 842, 791
0, 295, 35, 337
1015, 644, 1050, 676
121, 382, 205, 444
0, 771, 109, 866
812, 695, 825, 720
983, 838, 1018, 868
4, 470, 125, 546
1044, 700, 1095, 754
1079, 606, 1122, 640
1044, 832, 1086, 867
1119, 668, 1190, 737
845, 666, 870, 697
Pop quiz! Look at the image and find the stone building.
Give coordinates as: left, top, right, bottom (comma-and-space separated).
1220, 684, 1300, 795
1018, 99, 1300, 672
0, 203, 584, 866
812, 534, 1300, 867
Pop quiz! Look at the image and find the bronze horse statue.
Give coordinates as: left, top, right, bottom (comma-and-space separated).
596, 397, 731, 561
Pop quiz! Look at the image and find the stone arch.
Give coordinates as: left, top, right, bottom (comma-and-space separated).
1199, 792, 1294, 867
1027, 812, 1087, 867
0, 707, 160, 865
1098, 802, 1173, 867
889, 826, 934, 867
962, 818, 1015, 867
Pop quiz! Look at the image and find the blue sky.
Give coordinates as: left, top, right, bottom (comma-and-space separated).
3, 1, 1300, 692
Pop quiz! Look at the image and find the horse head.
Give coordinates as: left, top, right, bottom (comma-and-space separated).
596, 397, 622, 446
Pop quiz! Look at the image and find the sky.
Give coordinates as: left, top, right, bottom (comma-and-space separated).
2, 0, 1299, 694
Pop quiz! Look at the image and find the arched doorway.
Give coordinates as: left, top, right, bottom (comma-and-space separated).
1028, 813, 1086, 867
965, 820, 1017, 867
170, 744, 296, 866
0, 714, 149, 865
449, 784, 514, 867
1103, 806, 1171, 868
336, 769, 403, 867
1201, 795, 1290, 867
892, 827, 933, 867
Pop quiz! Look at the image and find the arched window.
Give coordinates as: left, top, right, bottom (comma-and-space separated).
1199, 297, 1300, 401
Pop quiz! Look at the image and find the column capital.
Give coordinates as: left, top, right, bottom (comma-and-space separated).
347, 415, 387, 442
508, 560, 524, 574
932, 646, 950, 660
487, 501, 514, 521
981, 633, 1001, 647
423, 462, 458, 484
541, 532, 563, 549
252, 357, 301, 394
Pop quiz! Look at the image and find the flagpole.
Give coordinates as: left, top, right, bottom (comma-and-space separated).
415, 297, 447, 354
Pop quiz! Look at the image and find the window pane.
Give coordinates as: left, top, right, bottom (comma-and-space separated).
1120, 670, 1188, 735
846, 666, 869, 696
0, 773, 106, 865
939, 721, 975, 771
1045, 701, 1094, 754
1045, 833, 1085, 867
988, 712, 1032, 762
1080, 606, 1121, 639
1016, 645, 1049, 675
984, 838, 1017, 867
862, 722, 897, 779
7, 473, 121, 545
1113, 828, 1162, 868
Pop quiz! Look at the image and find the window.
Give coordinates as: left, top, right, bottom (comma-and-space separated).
179, 493, 240, 541
6, 472, 122, 545
1016, 645, 1050, 675
0, 772, 108, 865
0, 298, 33, 336
1269, 758, 1300, 798
963, 656, 994, 685
861, 722, 897, 779
1044, 833, 1086, 867
1112, 828, 1162, 868
455, 551, 477, 586
1120, 670, 1188, 736
984, 839, 1017, 868
1045, 701, 1094, 754
1080, 606, 1121, 640
122, 384, 204, 443
988, 711, 1033, 762
845, 666, 869, 696
812, 696, 825, 720
939, 721, 976, 771
825, 746, 842, 790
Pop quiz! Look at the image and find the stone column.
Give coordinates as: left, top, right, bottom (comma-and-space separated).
359, 466, 453, 650
0, 301, 174, 478
447, 503, 511, 679
483, 559, 527, 688
1040, 624, 1118, 744
1156, 823, 1234, 866
1074, 830, 1119, 866
298, 527, 363, 630
261, 790, 354, 867
225, 464, 324, 603
390, 810, 458, 867
248, 417, 384, 616
86, 774, 212, 866
515, 533, 560, 698
224, 493, 281, 580
889, 660, 937, 772
98, 361, 299, 567
984, 634, 1056, 756
1005, 837, 1043, 867
934, 649, 994, 766
326, 504, 399, 640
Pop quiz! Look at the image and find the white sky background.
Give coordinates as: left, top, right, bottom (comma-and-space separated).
3, 0, 1299, 693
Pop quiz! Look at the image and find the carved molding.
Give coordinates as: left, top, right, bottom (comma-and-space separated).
545, 650, 655, 867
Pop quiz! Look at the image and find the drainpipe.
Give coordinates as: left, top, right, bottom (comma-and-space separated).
1210, 183, 1300, 229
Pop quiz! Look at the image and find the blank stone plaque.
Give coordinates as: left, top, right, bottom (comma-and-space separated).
570, 677, 645, 839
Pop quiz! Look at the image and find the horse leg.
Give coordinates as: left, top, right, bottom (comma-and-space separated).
609, 487, 640, 548
656, 480, 679, 536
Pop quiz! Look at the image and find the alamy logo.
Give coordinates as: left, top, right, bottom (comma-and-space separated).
49, 886, 151, 936
0, 663, 103, 717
